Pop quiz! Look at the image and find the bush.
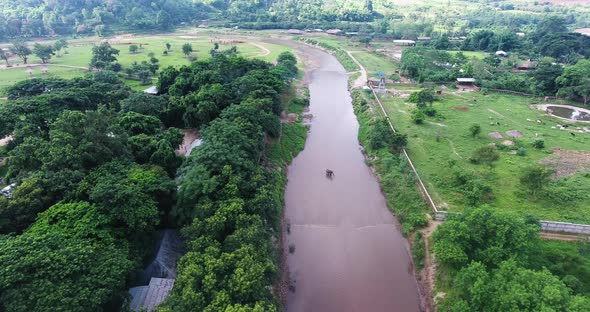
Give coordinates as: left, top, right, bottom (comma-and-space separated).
469, 145, 500, 166
520, 165, 553, 199
532, 139, 545, 149
412, 232, 426, 270
423, 106, 437, 117
516, 147, 527, 156
469, 124, 481, 138
412, 109, 425, 124
369, 118, 408, 151
389, 74, 401, 82
452, 167, 494, 206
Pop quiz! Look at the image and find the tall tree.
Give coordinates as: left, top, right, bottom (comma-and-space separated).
557, 59, 590, 105
0, 224, 133, 312
433, 207, 539, 269
182, 43, 193, 57
10, 42, 31, 64
32, 43, 54, 64
530, 58, 563, 96
53, 39, 68, 56
520, 165, 553, 199
90, 42, 119, 69
0, 49, 9, 66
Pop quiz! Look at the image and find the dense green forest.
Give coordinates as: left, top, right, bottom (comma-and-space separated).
0, 44, 299, 311
2, 0, 589, 39
0, 0, 212, 38
433, 208, 590, 311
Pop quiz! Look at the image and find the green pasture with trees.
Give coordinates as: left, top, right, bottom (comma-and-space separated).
0, 35, 290, 94
379, 89, 590, 223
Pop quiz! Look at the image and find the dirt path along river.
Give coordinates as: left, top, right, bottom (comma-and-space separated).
284, 45, 422, 312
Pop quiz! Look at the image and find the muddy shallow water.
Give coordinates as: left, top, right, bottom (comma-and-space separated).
547, 105, 590, 122
283, 45, 421, 312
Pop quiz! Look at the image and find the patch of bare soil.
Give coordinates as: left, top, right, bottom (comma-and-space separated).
541, 232, 590, 242
281, 112, 298, 124
176, 129, 199, 156
506, 130, 523, 138
456, 85, 480, 93
454, 106, 469, 111
540, 148, 590, 178
489, 132, 503, 139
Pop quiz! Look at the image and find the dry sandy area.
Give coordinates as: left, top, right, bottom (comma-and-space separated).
541, 148, 590, 178
176, 129, 199, 156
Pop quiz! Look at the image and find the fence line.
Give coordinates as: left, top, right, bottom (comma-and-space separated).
368, 87, 443, 220
367, 87, 590, 234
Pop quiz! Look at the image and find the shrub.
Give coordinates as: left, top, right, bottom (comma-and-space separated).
423, 106, 437, 117
470, 145, 500, 166
369, 118, 408, 151
389, 74, 401, 82
412, 109, 425, 124
532, 139, 545, 149
469, 124, 481, 138
516, 147, 527, 156
412, 232, 426, 270
452, 168, 494, 206
520, 165, 553, 199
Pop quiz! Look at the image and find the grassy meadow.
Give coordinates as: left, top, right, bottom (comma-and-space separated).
0, 31, 293, 94
379, 89, 590, 223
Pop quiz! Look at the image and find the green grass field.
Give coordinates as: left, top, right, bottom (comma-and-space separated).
352, 51, 398, 76
379, 90, 590, 223
0, 66, 88, 95
0, 31, 293, 94
447, 50, 488, 60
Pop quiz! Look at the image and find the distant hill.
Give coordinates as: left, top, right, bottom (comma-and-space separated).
197, 0, 383, 23
0, 0, 212, 40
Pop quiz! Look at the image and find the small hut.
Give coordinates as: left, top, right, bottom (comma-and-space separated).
456, 78, 476, 86
393, 39, 416, 46
287, 29, 304, 35
143, 86, 159, 95
495, 50, 508, 57
516, 60, 537, 71
326, 29, 342, 35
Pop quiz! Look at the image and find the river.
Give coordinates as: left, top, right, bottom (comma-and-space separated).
283, 45, 422, 312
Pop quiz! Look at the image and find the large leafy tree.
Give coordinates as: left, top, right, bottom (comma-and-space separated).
90, 42, 119, 69
0, 216, 133, 312
432, 207, 539, 269
0, 178, 51, 234
120, 92, 168, 117
32, 43, 54, 63
445, 260, 590, 312
77, 162, 175, 232
557, 59, 590, 105
9, 42, 31, 64
0, 49, 9, 65
530, 58, 563, 96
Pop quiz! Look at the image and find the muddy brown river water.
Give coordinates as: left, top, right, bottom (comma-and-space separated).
283, 45, 422, 312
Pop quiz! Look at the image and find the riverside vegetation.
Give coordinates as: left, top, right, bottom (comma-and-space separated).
0, 46, 305, 311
